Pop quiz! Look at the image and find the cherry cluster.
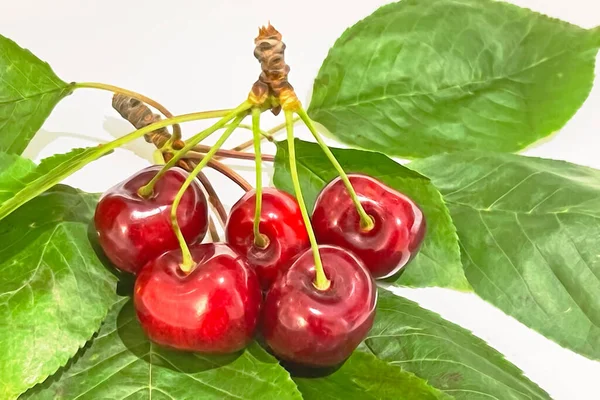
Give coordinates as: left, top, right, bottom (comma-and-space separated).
94, 164, 426, 368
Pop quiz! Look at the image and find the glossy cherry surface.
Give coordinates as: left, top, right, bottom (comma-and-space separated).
94, 165, 208, 274
225, 187, 309, 289
261, 245, 376, 367
134, 242, 262, 353
312, 174, 426, 279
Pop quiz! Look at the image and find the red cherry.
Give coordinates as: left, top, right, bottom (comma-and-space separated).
261, 245, 376, 367
225, 188, 309, 289
134, 242, 262, 353
312, 174, 425, 279
94, 165, 208, 274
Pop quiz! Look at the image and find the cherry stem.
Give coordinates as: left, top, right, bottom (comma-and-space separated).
73, 81, 186, 140
189, 147, 274, 162
232, 124, 273, 142
172, 114, 246, 273
155, 149, 225, 241
138, 101, 252, 197
184, 155, 253, 192
196, 171, 228, 224
252, 107, 268, 248
285, 110, 330, 291
206, 159, 253, 192
0, 108, 251, 221
296, 108, 374, 231
231, 117, 299, 153
208, 217, 220, 242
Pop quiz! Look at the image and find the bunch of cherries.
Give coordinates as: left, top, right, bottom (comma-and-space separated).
94, 164, 425, 368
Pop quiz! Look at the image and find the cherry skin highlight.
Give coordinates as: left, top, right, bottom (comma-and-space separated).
312, 174, 426, 279
134, 242, 262, 353
94, 165, 208, 274
225, 187, 309, 289
261, 245, 376, 367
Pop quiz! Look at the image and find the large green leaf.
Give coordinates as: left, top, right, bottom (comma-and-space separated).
23, 298, 303, 400
364, 289, 550, 399
0, 35, 72, 154
273, 139, 470, 291
0, 152, 36, 201
0, 184, 119, 399
293, 350, 450, 400
410, 151, 600, 361
308, 0, 600, 158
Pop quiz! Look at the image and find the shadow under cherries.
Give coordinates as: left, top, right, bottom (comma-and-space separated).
116, 299, 243, 374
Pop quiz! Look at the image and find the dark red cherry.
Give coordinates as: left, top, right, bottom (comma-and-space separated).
94, 165, 208, 274
261, 245, 376, 367
312, 174, 425, 279
225, 188, 309, 289
134, 242, 262, 353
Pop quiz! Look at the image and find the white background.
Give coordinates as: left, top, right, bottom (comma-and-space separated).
2, 0, 600, 398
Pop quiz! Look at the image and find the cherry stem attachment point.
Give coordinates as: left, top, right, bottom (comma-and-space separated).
172, 114, 247, 273
252, 107, 268, 248
285, 110, 330, 291
73, 81, 184, 140
138, 101, 252, 197
296, 108, 374, 232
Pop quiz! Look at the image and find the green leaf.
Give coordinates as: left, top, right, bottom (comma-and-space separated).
23, 298, 303, 400
0, 152, 36, 201
0, 35, 72, 154
364, 289, 550, 399
410, 151, 600, 361
273, 139, 470, 291
293, 350, 450, 400
308, 0, 600, 158
0, 146, 110, 221
0, 184, 119, 399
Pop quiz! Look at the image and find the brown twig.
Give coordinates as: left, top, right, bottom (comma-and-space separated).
112, 93, 182, 144
249, 24, 298, 114
75, 83, 183, 140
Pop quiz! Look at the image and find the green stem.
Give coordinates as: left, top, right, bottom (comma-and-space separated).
296, 107, 374, 231
285, 110, 330, 291
231, 117, 300, 153
268, 116, 299, 136
252, 108, 268, 248
0, 108, 245, 222
173, 115, 246, 272
138, 101, 252, 197
233, 124, 272, 140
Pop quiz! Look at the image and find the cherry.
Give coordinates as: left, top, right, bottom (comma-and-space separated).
134, 242, 262, 353
312, 174, 425, 279
261, 245, 376, 367
94, 165, 208, 274
225, 188, 309, 289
